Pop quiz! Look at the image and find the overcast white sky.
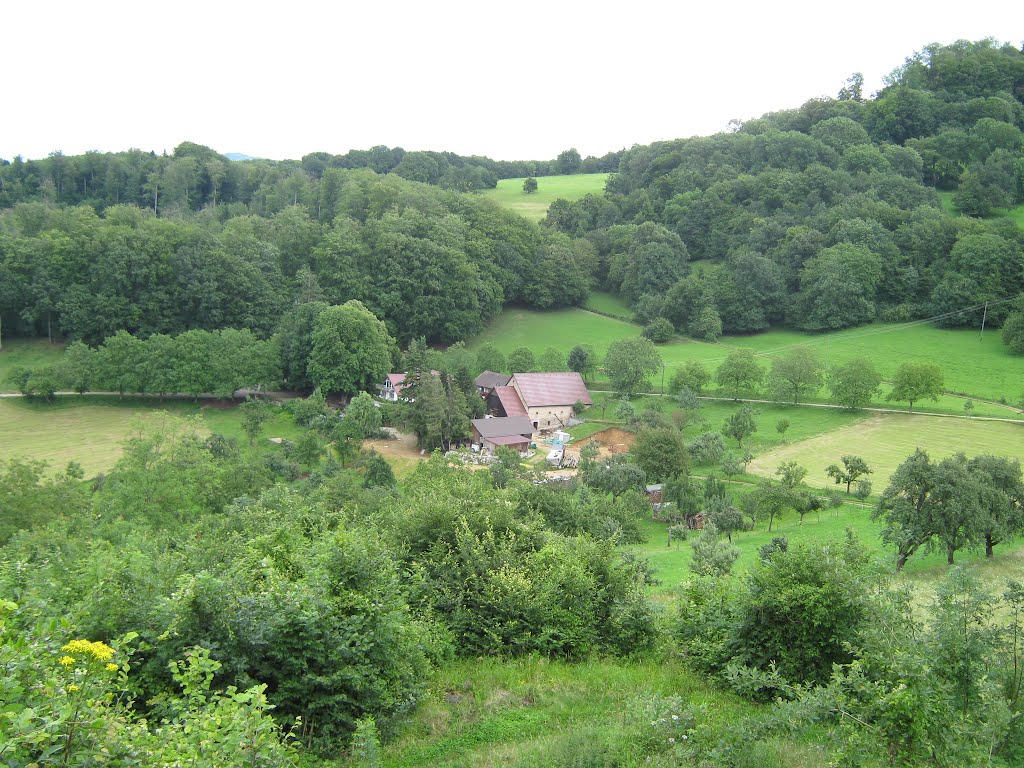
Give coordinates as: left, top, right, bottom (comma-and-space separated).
4, 1, 1019, 162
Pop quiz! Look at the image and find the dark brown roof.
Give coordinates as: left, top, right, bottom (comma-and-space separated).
472, 416, 535, 439
474, 371, 511, 389
512, 373, 592, 407
494, 386, 528, 417
485, 434, 531, 446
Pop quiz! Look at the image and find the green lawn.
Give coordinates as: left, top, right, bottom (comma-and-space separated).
479, 173, 609, 221
0, 396, 302, 477
0, 338, 66, 392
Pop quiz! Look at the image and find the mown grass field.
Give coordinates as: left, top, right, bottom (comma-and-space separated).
469, 306, 1024, 408
0, 338, 65, 392
0, 396, 302, 477
747, 412, 1024, 485
479, 173, 609, 221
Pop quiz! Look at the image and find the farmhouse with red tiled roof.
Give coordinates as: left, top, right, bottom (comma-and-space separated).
507, 372, 591, 431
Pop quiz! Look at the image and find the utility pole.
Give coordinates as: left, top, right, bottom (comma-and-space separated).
980, 301, 988, 342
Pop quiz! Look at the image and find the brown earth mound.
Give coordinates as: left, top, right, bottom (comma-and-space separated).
567, 427, 635, 460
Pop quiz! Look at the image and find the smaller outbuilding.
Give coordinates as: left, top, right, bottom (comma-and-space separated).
474, 370, 512, 396
471, 416, 535, 455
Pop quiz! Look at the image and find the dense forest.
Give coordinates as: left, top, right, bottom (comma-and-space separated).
3, 39, 1024, 354
546, 39, 1024, 338
0, 171, 592, 346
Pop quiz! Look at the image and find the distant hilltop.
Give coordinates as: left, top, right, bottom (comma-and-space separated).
224, 152, 257, 161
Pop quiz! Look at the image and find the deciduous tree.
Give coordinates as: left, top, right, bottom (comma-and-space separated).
886, 361, 944, 413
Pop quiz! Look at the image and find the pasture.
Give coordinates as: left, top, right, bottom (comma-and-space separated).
0, 396, 302, 477
480, 173, 609, 221
746, 412, 1024, 486
468, 305, 1024, 408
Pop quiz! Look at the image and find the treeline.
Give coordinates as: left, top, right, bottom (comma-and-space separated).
7, 328, 280, 399
544, 39, 1024, 337
0, 170, 594, 345
0, 141, 622, 212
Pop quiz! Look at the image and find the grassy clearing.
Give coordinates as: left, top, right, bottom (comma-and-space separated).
470, 306, 639, 355
747, 412, 1024, 485
0, 396, 302, 477
937, 189, 1024, 227
378, 656, 816, 768
479, 174, 609, 222
0, 338, 65, 392
582, 290, 635, 320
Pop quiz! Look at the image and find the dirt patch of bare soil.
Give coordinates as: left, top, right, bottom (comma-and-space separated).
364, 431, 426, 465
567, 427, 635, 460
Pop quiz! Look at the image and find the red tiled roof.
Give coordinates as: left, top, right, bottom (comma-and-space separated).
512, 372, 592, 407
494, 386, 528, 417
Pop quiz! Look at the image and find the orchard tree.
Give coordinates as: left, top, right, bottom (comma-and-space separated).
308, 301, 396, 396
567, 344, 597, 381
240, 398, 271, 445
723, 404, 758, 447
689, 522, 740, 577
475, 342, 507, 374
827, 357, 882, 410
538, 346, 565, 372
776, 460, 807, 489
769, 347, 823, 404
826, 455, 872, 494
715, 349, 764, 399
668, 360, 710, 395
507, 346, 536, 373
704, 496, 745, 543
345, 391, 383, 438
629, 427, 689, 482
603, 337, 661, 397
886, 361, 944, 413
967, 454, 1024, 558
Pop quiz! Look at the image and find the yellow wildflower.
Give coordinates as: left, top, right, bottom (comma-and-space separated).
105, 663, 119, 672
67, 684, 80, 692
59, 655, 76, 668
62, 639, 115, 662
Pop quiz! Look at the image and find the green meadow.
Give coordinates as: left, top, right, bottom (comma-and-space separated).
480, 173, 609, 221
469, 306, 1024, 407
0, 396, 302, 477
747, 412, 1024, 485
